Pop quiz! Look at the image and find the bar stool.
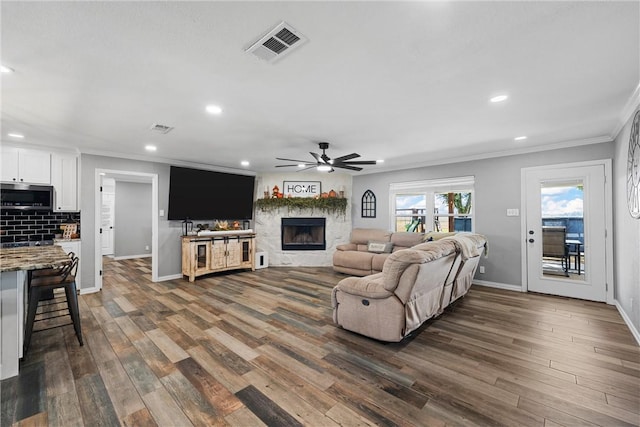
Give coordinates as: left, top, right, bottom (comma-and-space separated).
24, 255, 83, 354
27, 252, 75, 300
29, 252, 75, 280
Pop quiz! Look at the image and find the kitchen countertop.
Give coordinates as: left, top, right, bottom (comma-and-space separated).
0, 245, 70, 272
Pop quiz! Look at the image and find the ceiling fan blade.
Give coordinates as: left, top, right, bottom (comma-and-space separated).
297, 166, 317, 172
277, 145, 373, 172
310, 152, 325, 164
332, 153, 360, 162
276, 157, 313, 163
339, 160, 378, 165
333, 164, 363, 171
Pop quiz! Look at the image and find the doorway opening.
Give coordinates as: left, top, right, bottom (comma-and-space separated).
94, 169, 159, 291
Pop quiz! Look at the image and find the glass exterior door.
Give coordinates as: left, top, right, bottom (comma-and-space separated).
525, 165, 606, 301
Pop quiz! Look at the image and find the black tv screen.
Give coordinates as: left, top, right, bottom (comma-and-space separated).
167, 166, 255, 220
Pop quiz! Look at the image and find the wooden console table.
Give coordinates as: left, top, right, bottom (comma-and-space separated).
181, 231, 255, 282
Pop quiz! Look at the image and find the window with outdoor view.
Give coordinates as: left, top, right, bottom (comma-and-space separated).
394, 194, 427, 232
433, 191, 472, 232
390, 177, 474, 233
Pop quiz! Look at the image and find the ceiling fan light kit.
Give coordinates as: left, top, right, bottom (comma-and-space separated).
276, 142, 377, 172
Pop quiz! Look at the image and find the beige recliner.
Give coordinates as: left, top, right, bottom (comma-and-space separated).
332, 228, 428, 276
440, 233, 488, 307
332, 234, 487, 342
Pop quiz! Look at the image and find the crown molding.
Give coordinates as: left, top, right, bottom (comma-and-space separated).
79, 147, 257, 176
0, 140, 80, 155
358, 135, 612, 176
611, 82, 640, 140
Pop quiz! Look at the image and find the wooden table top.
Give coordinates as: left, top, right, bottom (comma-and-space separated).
0, 245, 70, 272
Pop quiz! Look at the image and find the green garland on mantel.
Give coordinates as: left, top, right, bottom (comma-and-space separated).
255, 197, 347, 215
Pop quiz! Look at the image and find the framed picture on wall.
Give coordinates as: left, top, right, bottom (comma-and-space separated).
283, 181, 321, 198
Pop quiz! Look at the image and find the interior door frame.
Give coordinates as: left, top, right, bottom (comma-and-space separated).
94, 168, 159, 292
520, 159, 614, 304
100, 177, 115, 256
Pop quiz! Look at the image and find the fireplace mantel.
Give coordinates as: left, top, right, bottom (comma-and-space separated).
255, 197, 347, 216
254, 206, 351, 267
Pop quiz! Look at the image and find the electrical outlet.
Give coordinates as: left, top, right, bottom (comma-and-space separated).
145, 245, 150, 251
479, 266, 485, 274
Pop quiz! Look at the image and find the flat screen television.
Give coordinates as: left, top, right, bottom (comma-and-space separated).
167, 166, 255, 220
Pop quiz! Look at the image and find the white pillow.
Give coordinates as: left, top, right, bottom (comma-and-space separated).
367, 241, 393, 253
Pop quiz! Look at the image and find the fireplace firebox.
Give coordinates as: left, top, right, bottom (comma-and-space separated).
281, 217, 326, 250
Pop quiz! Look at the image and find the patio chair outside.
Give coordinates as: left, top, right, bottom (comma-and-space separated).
542, 226, 569, 276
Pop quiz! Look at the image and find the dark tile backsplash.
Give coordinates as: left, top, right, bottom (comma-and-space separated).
0, 210, 80, 243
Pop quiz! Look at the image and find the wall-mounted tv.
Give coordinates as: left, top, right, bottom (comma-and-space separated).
167, 166, 255, 220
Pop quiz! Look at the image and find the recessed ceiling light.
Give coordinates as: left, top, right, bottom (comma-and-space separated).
145, 145, 157, 152
241, 160, 250, 167
376, 159, 385, 164
1, 65, 14, 74
514, 136, 527, 141
206, 105, 223, 115
490, 94, 508, 103
317, 165, 332, 172
297, 164, 306, 168
7, 133, 24, 138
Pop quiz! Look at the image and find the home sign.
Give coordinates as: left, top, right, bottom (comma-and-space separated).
283, 181, 321, 198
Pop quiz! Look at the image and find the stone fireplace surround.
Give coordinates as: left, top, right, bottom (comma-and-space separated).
254, 172, 352, 267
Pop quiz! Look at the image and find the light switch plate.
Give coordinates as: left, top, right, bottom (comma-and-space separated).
506, 208, 519, 217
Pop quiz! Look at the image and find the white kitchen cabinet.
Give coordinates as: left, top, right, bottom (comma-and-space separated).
56, 240, 81, 289
51, 153, 78, 211
0, 147, 51, 184
1, 148, 19, 181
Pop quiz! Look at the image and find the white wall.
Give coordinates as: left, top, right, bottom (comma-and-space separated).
352, 142, 614, 288
613, 106, 640, 339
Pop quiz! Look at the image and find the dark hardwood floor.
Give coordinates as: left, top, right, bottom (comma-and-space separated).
2, 257, 638, 426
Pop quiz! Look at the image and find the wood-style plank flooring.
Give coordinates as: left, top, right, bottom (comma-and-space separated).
2, 257, 638, 426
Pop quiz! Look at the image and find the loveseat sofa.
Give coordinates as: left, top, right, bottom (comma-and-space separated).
332, 233, 487, 342
332, 228, 455, 276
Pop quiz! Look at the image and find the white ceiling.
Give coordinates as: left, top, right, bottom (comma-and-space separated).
2, 1, 638, 174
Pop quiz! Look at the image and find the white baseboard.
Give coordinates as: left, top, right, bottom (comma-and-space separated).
157, 274, 183, 282
473, 279, 523, 292
615, 300, 640, 346
80, 286, 100, 295
113, 254, 152, 261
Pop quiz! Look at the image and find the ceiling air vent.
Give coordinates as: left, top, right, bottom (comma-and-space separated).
245, 21, 307, 63
149, 123, 174, 134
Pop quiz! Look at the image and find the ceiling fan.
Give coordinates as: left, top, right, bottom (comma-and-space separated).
276, 142, 377, 172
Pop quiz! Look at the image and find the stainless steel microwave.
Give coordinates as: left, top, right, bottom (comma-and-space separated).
0, 183, 54, 210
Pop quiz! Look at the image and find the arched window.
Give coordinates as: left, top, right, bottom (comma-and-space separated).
361, 190, 376, 218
